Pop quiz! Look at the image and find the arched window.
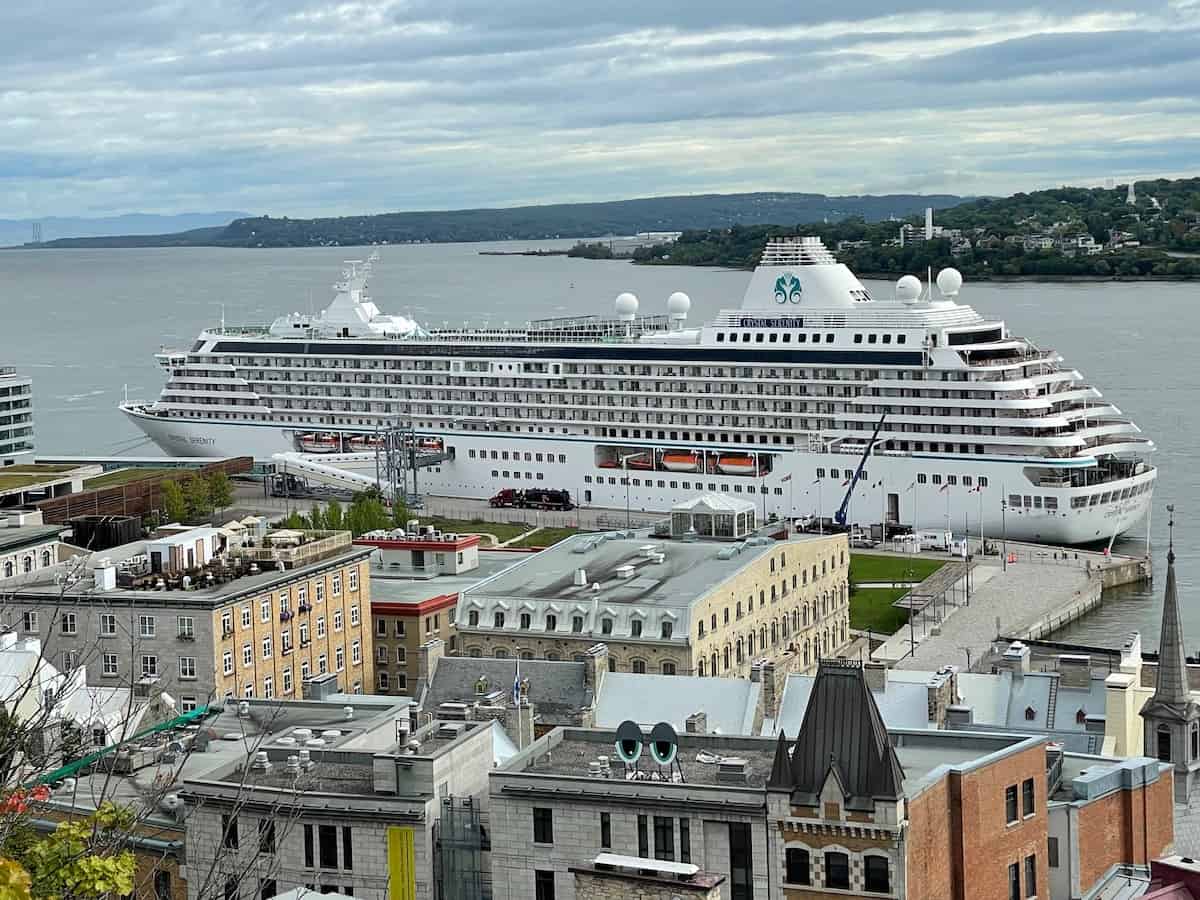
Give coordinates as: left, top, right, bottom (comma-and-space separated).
468, 647, 482, 658
494, 648, 508, 659
803, 641, 810, 666
468, 610, 479, 627
803, 604, 809, 626
771, 622, 778, 645
698, 658, 706, 677
785, 848, 810, 885
1025, 706, 1037, 721
631, 659, 647, 674
546, 651, 561, 661
520, 650, 534, 661
1158, 724, 1172, 762
736, 601, 742, 619
22, 556, 32, 574
493, 611, 505, 628
792, 610, 799, 631
824, 852, 850, 890
863, 855, 890, 893
1192, 725, 1199, 761
3, 561, 11, 578
781, 616, 789, 637
722, 647, 729, 670
748, 632, 755, 655
760, 626, 767, 649
735, 639, 744, 664
661, 661, 676, 676
40, 550, 51, 567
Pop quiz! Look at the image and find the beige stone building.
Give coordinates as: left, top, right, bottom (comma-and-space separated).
455, 493, 849, 677
2, 524, 374, 708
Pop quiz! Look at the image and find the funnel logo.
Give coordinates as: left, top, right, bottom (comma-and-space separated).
613, 720, 683, 781
774, 273, 802, 304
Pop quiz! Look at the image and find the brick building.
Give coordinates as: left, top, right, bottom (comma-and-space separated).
457, 495, 849, 677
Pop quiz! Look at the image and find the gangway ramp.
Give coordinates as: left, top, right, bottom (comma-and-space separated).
271, 452, 382, 495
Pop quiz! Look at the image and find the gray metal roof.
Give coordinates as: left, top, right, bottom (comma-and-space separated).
0, 525, 63, 556
595, 672, 759, 735
1143, 546, 1200, 722
423, 656, 592, 721
773, 660, 905, 804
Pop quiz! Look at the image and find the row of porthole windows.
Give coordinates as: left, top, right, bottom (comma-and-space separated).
470, 448, 567, 463
696, 618, 847, 676
2, 549, 52, 579
584, 474, 785, 496
1067, 480, 1151, 509
465, 609, 674, 639
714, 331, 909, 348
916, 473, 990, 488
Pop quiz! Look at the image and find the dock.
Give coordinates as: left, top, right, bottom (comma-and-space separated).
871, 541, 1149, 672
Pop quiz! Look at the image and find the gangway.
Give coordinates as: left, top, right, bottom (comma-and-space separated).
271, 452, 383, 495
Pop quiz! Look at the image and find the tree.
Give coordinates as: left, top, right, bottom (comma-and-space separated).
324, 499, 344, 532
8, 803, 137, 900
346, 494, 391, 537
304, 504, 325, 531
182, 476, 212, 523
160, 479, 186, 524
206, 472, 234, 515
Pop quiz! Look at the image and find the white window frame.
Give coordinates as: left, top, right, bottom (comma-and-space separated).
262, 635, 272, 659
242, 644, 253, 667
335, 645, 345, 672
241, 607, 251, 628
141, 655, 158, 678
178, 615, 194, 638
318, 654, 327, 674
263, 675, 274, 699
22, 611, 37, 633
333, 609, 343, 632
61, 613, 77, 635
102, 653, 119, 676
100, 613, 116, 637
179, 657, 197, 679
316, 616, 326, 638
350, 605, 360, 626
223, 650, 234, 675
282, 668, 293, 694
332, 573, 342, 597
351, 640, 361, 665
348, 569, 358, 592
260, 598, 271, 623
139, 615, 156, 638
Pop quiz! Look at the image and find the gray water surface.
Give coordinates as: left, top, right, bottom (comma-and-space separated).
1, 243, 1197, 648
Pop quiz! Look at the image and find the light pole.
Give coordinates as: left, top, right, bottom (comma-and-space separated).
619, 450, 650, 528
1001, 486, 1008, 572
959, 645, 973, 671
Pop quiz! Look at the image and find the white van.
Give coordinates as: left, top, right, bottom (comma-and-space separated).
917, 530, 953, 551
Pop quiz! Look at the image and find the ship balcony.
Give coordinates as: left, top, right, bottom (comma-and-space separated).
963, 348, 1058, 368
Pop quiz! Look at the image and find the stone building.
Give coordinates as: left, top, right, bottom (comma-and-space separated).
181, 692, 496, 900
489, 659, 1174, 900
1, 524, 374, 707
456, 495, 849, 677
0, 511, 64, 581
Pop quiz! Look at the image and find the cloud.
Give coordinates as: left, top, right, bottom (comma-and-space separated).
0, 0, 1197, 217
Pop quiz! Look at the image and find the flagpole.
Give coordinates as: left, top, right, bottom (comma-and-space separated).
881, 477, 887, 545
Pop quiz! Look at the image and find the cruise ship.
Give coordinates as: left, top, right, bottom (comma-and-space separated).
122, 238, 1156, 544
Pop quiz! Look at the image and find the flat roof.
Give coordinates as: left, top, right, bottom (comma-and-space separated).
370, 550, 524, 607
503, 726, 1037, 797
468, 531, 791, 611
7, 538, 371, 607
0, 525, 64, 555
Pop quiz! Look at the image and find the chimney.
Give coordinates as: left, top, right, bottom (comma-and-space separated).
505, 698, 536, 751
999, 641, 1031, 678
584, 643, 609, 695
574, 568, 587, 587
760, 661, 778, 720
926, 666, 958, 726
685, 711, 707, 735
419, 638, 445, 684
1057, 655, 1092, 690
863, 661, 888, 693
925, 207, 934, 240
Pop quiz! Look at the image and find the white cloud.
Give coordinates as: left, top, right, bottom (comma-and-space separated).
0, 0, 1197, 217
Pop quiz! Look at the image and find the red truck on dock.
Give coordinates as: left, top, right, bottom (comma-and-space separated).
488, 488, 574, 511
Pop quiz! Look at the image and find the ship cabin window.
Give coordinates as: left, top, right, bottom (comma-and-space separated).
755, 333, 764, 343
897, 335, 907, 344
868, 334, 877, 344
963, 476, 973, 487
769, 333, 778, 343
817, 468, 826, 478
854, 334, 863, 344
783, 333, 791, 343
825, 334, 834, 342
798, 333, 806, 343
742, 333, 751, 343
1045, 497, 1058, 510
882, 334, 892, 344
917, 473, 927, 484
1033, 496, 1043, 509
947, 476, 957, 485
717, 333, 724, 342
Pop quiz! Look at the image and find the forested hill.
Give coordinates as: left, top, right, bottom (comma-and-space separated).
24, 192, 964, 249
633, 178, 1200, 279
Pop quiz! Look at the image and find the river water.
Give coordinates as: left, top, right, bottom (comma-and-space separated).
1, 242, 1197, 648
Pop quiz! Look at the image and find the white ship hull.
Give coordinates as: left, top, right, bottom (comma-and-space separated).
122, 405, 1153, 545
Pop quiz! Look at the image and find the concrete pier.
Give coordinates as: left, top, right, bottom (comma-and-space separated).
871, 542, 1149, 672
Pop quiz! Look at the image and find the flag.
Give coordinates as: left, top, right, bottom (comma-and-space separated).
939, 483, 950, 493
906, 480, 916, 491
512, 672, 520, 705
812, 478, 820, 485
781, 474, 792, 483
971, 484, 983, 493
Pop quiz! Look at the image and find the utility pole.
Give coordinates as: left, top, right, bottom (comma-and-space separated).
1001, 487, 1008, 572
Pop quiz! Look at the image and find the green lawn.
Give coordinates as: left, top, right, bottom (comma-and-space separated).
507, 527, 581, 550
849, 587, 911, 635
849, 553, 946, 585
84, 468, 170, 489
420, 517, 532, 544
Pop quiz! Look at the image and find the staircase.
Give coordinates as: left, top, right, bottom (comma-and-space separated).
1045, 677, 1059, 729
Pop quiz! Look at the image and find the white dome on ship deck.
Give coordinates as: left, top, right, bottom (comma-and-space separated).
896, 275, 922, 304
667, 292, 691, 317
615, 292, 639, 321
936, 267, 964, 297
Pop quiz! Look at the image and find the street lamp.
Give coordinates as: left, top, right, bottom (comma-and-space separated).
619, 450, 651, 528
959, 645, 973, 671
1001, 489, 1008, 572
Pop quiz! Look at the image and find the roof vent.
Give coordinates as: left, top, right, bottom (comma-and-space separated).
616, 564, 635, 579
298, 749, 313, 768
574, 568, 587, 587
284, 755, 302, 775
320, 730, 341, 740
250, 751, 272, 772
237, 701, 250, 718
716, 758, 748, 784
305, 738, 326, 747
293, 728, 314, 741
436, 722, 467, 740
343, 706, 354, 721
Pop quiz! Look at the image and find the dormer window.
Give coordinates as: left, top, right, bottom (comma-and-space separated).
1024, 706, 1037, 721
631, 619, 643, 638
601, 618, 613, 635
493, 612, 505, 629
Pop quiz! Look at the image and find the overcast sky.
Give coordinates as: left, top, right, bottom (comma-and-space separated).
2, 0, 1198, 218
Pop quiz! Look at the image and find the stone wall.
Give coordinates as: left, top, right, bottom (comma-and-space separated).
572, 868, 722, 900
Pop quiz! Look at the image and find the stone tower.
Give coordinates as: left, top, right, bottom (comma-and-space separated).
1140, 509, 1200, 801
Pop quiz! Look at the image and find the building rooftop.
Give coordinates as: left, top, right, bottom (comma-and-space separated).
423, 655, 593, 722
5, 526, 370, 608
0, 524, 64, 556
370, 550, 524, 607
595, 672, 759, 736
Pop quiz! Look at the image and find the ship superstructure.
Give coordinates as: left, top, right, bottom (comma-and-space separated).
123, 240, 1155, 544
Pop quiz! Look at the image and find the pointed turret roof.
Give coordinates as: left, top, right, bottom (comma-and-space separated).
768, 731, 792, 789
1143, 515, 1198, 721
784, 660, 905, 804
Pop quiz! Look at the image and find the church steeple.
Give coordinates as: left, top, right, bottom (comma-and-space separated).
1152, 508, 1190, 709
1140, 505, 1200, 802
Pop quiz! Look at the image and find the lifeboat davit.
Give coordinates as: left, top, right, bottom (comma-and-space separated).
717, 455, 757, 475
662, 452, 701, 473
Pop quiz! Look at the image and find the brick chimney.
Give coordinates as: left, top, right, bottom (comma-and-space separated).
863, 661, 888, 693
685, 711, 708, 735
584, 643, 609, 694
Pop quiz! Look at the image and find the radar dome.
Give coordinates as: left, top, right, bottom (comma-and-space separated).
667, 291, 692, 317
896, 275, 922, 304
936, 267, 963, 297
614, 292, 639, 320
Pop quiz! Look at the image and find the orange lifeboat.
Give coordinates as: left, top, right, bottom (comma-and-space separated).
298, 433, 341, 453
717, 455, 757, 475
662, 451, 701, 473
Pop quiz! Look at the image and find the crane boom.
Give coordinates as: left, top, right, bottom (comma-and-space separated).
834, 413, 887, 527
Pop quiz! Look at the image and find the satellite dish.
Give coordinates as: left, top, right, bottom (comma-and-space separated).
936, 267, 964, 297
614, 720, 643, 764
614, 292, 639, 321
896, 275, 922, 304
